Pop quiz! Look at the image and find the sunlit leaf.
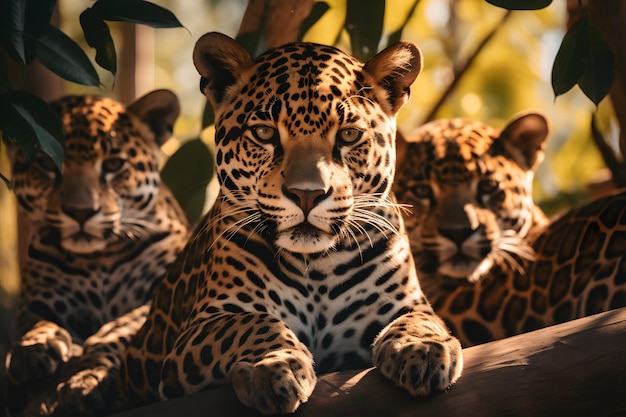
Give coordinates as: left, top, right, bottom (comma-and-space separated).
345, 0, 385, 60
551, 15, 587, 97
486, 0, 552, 10
387, 0, 421, 46
577, 21, 614, 105
80, 8, 117, 76
1, 0, 56, 64
161, 138, 213, 224
298, 2, 330, 41
37, 25, 100, 86
91, 0, 184, 28
0, 91, 64, 169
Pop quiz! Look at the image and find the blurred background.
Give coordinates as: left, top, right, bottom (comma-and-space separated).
56, 0, 615, 208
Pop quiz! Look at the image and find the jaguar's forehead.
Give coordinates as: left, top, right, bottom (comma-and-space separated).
229, 43, 370, 135
51, 96, 135, 161
254, 42, 363, 85
407, 119, 499, 184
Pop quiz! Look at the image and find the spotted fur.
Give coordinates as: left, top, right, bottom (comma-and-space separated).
120, 32, 462, 415
5, 91, 190, 416
526, 191, 626, 327
394, 114, 626, 346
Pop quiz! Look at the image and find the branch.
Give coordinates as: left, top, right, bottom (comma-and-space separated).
423, 10, 513, 123
113, 307, 626, 417
590, 114, 626, 187
237, 0, 315, 51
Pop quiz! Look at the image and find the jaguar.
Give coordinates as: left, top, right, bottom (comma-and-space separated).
5, 90, 191, 416
120, 32, 463, 415
394, 115, 626, 346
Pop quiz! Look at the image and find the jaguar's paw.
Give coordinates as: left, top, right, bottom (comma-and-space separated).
373, 312, 463, 396
231, 349, 316, 415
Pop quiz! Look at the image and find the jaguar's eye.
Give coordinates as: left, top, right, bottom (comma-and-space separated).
102, 158, 126, 173
478, 179, 499, 194
338, 128, 363, 144
251, 126, 277, 143
412, 184, 432, 199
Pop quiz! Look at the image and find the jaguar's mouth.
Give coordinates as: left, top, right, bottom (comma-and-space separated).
275, 222, 338, 254
61, 231, 108, 254
438, 254, 481, 279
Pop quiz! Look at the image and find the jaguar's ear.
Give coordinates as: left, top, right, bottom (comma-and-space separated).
364, 41, 422, 115
499, 112, 549, 171
127, 89, 180, 146
193, 32, 254, 110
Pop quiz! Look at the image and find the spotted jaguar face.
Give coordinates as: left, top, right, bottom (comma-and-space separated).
11, 91, 179, 254
394, 114, 549, 282
194, 32, 421, 254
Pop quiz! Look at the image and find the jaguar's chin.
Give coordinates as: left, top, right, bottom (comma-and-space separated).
275, 223, 338, 254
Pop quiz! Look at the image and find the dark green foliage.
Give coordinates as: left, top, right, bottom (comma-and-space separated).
345, 0, 385, 61
387, 0, 421, 47
0, 0, 185, 185
552, 14, 614, 105
486, 0, 552, 10
37, 26, 100, 86
0, 91, 64, 169
80, 8, 117, 77
0, 0, 56, 64
298, 2, 330, 41
486, 0, 614, 105
80, 0, 185, 78
161, 139, 214, 224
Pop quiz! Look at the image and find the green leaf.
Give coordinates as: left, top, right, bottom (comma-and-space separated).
161, 138, 213, 224
486, 0, 552, 10
577, 21, 615, 105
1, 0, 56, 64
298, 2, 330, 41
0, 91, 64, 169
80, 8, 117, 76
387, 0, 421, 46
551, 15, 615, 104
37, 25, 100, 87
345, 0, 385, 61
551, 15, 588, 97
91, 0, 184, 28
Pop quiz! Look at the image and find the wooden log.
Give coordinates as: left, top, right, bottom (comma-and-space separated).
112, 307, 626, 417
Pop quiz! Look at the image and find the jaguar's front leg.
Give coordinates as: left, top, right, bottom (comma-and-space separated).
55, 305, 150, 415
372, 311, 463, 396
160, 311, 316, 415
6, 320, 82, 386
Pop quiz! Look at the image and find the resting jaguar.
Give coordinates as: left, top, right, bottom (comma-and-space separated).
5, 91, 190, 416
120, 32, 462, 415
394, 115, 626, 346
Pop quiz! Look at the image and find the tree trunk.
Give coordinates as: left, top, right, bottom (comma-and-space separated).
238, 0, 315, 48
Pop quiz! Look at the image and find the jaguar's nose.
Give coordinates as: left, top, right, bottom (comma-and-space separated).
283, 186, 331, 216
62, 206, 101, 225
